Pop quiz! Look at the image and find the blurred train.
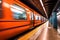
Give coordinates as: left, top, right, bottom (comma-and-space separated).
0, 0, 47, 40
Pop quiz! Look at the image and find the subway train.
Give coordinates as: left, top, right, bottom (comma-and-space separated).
0, 0, 47, 40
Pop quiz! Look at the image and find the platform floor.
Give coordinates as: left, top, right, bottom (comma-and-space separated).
37, 27, 60, 40
18, 21, 60, 40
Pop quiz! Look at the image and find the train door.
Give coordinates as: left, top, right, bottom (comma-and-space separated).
39, 16, 41, 24
41, 16, 44, 23
35, 15, 38, 20
30, 12, 35, 28
35, 15, 39, 22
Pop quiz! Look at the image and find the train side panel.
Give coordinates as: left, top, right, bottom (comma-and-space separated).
0, 0, 32, 39
34, 11, 42, 26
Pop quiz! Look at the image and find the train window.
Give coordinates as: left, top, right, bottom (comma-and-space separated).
39, 16, 41, 20
30, 12, 34, 20
38, 16, 40, 20
10, 4, 27, 20
42, 17, 44, 22
35, 15, 39, 20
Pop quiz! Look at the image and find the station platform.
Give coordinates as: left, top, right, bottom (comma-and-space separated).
17, 21, 60, 40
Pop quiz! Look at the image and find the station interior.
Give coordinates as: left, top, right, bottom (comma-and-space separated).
0, 0, 60, 40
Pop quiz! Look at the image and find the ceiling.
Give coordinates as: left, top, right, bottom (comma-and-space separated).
19, 0, 58, 18
43, 0, 58, 18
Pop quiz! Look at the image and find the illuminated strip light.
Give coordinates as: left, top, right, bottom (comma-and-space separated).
0, 0, 2, 3
39, 0, 48, 18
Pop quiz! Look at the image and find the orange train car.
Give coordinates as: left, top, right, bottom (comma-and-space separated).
34, 11, 42, 26
0, 0, 45, 40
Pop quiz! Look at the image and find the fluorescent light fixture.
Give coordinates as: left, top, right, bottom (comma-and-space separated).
39, 0, 48, 18
0, 0, 2, 3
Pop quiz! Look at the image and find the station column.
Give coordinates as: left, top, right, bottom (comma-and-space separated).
49, 12, 57, 30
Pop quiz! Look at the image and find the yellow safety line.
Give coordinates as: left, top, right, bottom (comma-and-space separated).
18, 22, 48, 40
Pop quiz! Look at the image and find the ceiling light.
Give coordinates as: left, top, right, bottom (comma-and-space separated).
0, 0, 2, 3
39, 0, 48, 18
